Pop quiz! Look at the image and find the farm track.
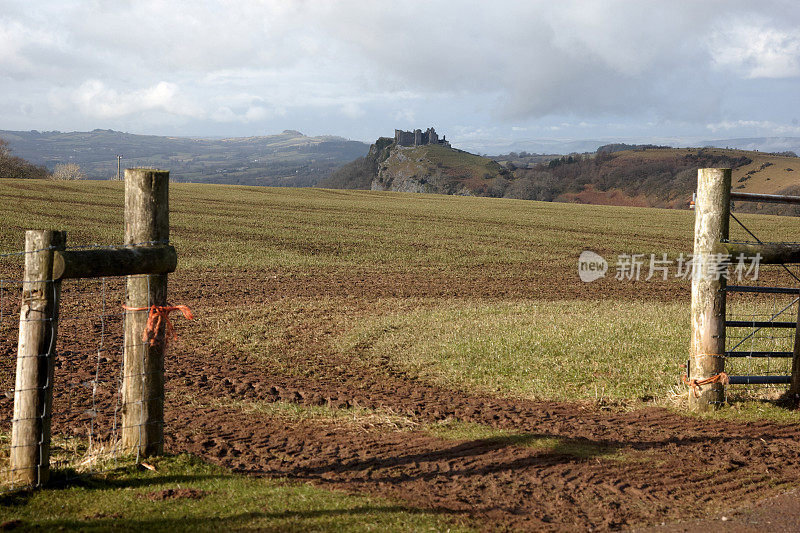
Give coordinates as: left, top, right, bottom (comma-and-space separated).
2, 270, 800, 531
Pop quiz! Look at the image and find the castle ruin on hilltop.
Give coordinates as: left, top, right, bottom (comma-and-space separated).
394, 127, 451, 148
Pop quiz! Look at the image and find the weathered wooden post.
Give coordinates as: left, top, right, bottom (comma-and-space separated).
121, 169, 169, 456
10, 230, 66, 486
689, 168, 731, 410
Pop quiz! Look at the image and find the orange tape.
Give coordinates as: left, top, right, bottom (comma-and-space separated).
682, 372, 729, 397
123, 304, 193, 347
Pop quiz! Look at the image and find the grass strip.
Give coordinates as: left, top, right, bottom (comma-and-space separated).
0, 453, 469, 532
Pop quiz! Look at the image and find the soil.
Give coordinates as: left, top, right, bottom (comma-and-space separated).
170, 268, 692, 303
143, 488, 207, 501
0, 520, 23, 531
2, 269, 800, 531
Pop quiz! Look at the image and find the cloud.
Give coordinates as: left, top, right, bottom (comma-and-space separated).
1, 0, 799, 143
0, 17, 67, 78
318, 1, 733, 121
393, 109, 416, 124
708, 21, 800, 78
0, 20, 30, 73
339, 102, 366, 119
65, 80, 203, 119
211, 104, 279, 124
706, 120, 800, 135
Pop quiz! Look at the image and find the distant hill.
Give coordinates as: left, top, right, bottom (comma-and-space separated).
498, 146, 800, 212
321, 138, 510, 195
700, 137, 800, 155
0, 129, 369, 186
504, 147, 754, 207
327, 139, 800, 212
464, 136, 800, 157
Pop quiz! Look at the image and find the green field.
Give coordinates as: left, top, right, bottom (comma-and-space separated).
3, 178, 794, 269
2, 178, 800, 529
3, 178, 800, 402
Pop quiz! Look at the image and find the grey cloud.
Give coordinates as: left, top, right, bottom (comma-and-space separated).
318, 1, 758, 121
1, 0, 798, 145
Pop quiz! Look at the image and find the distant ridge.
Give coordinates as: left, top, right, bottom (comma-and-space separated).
472, 137, 800, 157
0, 129, 369, 186
700, 137, 800, 155
327, 134, 800, 214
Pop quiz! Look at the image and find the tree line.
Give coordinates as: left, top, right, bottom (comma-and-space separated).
0, 138, 85, 180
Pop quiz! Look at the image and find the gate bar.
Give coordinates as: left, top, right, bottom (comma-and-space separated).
728, 375, 792, 385
726, 351, 794, 358
725, 320, 797, 328
726, 285, 800, 294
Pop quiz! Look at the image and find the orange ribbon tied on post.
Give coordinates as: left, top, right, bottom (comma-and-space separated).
123, 304, 194, 347
681, 372, 729, 398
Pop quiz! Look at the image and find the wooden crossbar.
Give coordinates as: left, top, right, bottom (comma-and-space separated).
730, 191, 800, 205
721, 242, 800, 264
53, 245, 176, 280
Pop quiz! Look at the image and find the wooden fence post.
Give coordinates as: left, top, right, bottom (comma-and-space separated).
690, 168, 731, 411
10, 230, 66, 486
121, 169, 169, 457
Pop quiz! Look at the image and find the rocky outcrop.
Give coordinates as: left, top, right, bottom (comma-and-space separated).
326, 136, 509, 196
371, 144, 508, 196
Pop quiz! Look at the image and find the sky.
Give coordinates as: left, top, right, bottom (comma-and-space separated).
2, 0, 800, 153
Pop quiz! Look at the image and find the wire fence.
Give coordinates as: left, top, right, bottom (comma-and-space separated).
723, 207, 800, 401
0, 244, 161, 493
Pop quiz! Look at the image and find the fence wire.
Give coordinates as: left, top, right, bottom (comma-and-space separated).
723, 209, 799, 402
1, 244, 163, 493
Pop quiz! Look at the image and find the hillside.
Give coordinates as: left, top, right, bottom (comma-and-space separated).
0, 138, 49, 179
507, 146, 800, 212
507, 146, 755, 208
0, 129, 368, 186
327, 138, 800, 211
321, 138, 510, 195
728, 150, 800, 194
373, 144, 511, 195
320, 137, 396, 190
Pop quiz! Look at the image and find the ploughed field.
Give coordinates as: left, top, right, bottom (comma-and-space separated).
2, 179, 800, 531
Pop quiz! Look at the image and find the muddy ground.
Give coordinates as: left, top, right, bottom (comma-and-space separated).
2, 269, 800, 531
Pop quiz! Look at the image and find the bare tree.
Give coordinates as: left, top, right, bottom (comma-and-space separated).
51, 163, 85, 180
0, 138, 50, 178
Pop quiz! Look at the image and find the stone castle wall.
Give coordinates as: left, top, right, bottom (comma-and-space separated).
394, 127, 450, 147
